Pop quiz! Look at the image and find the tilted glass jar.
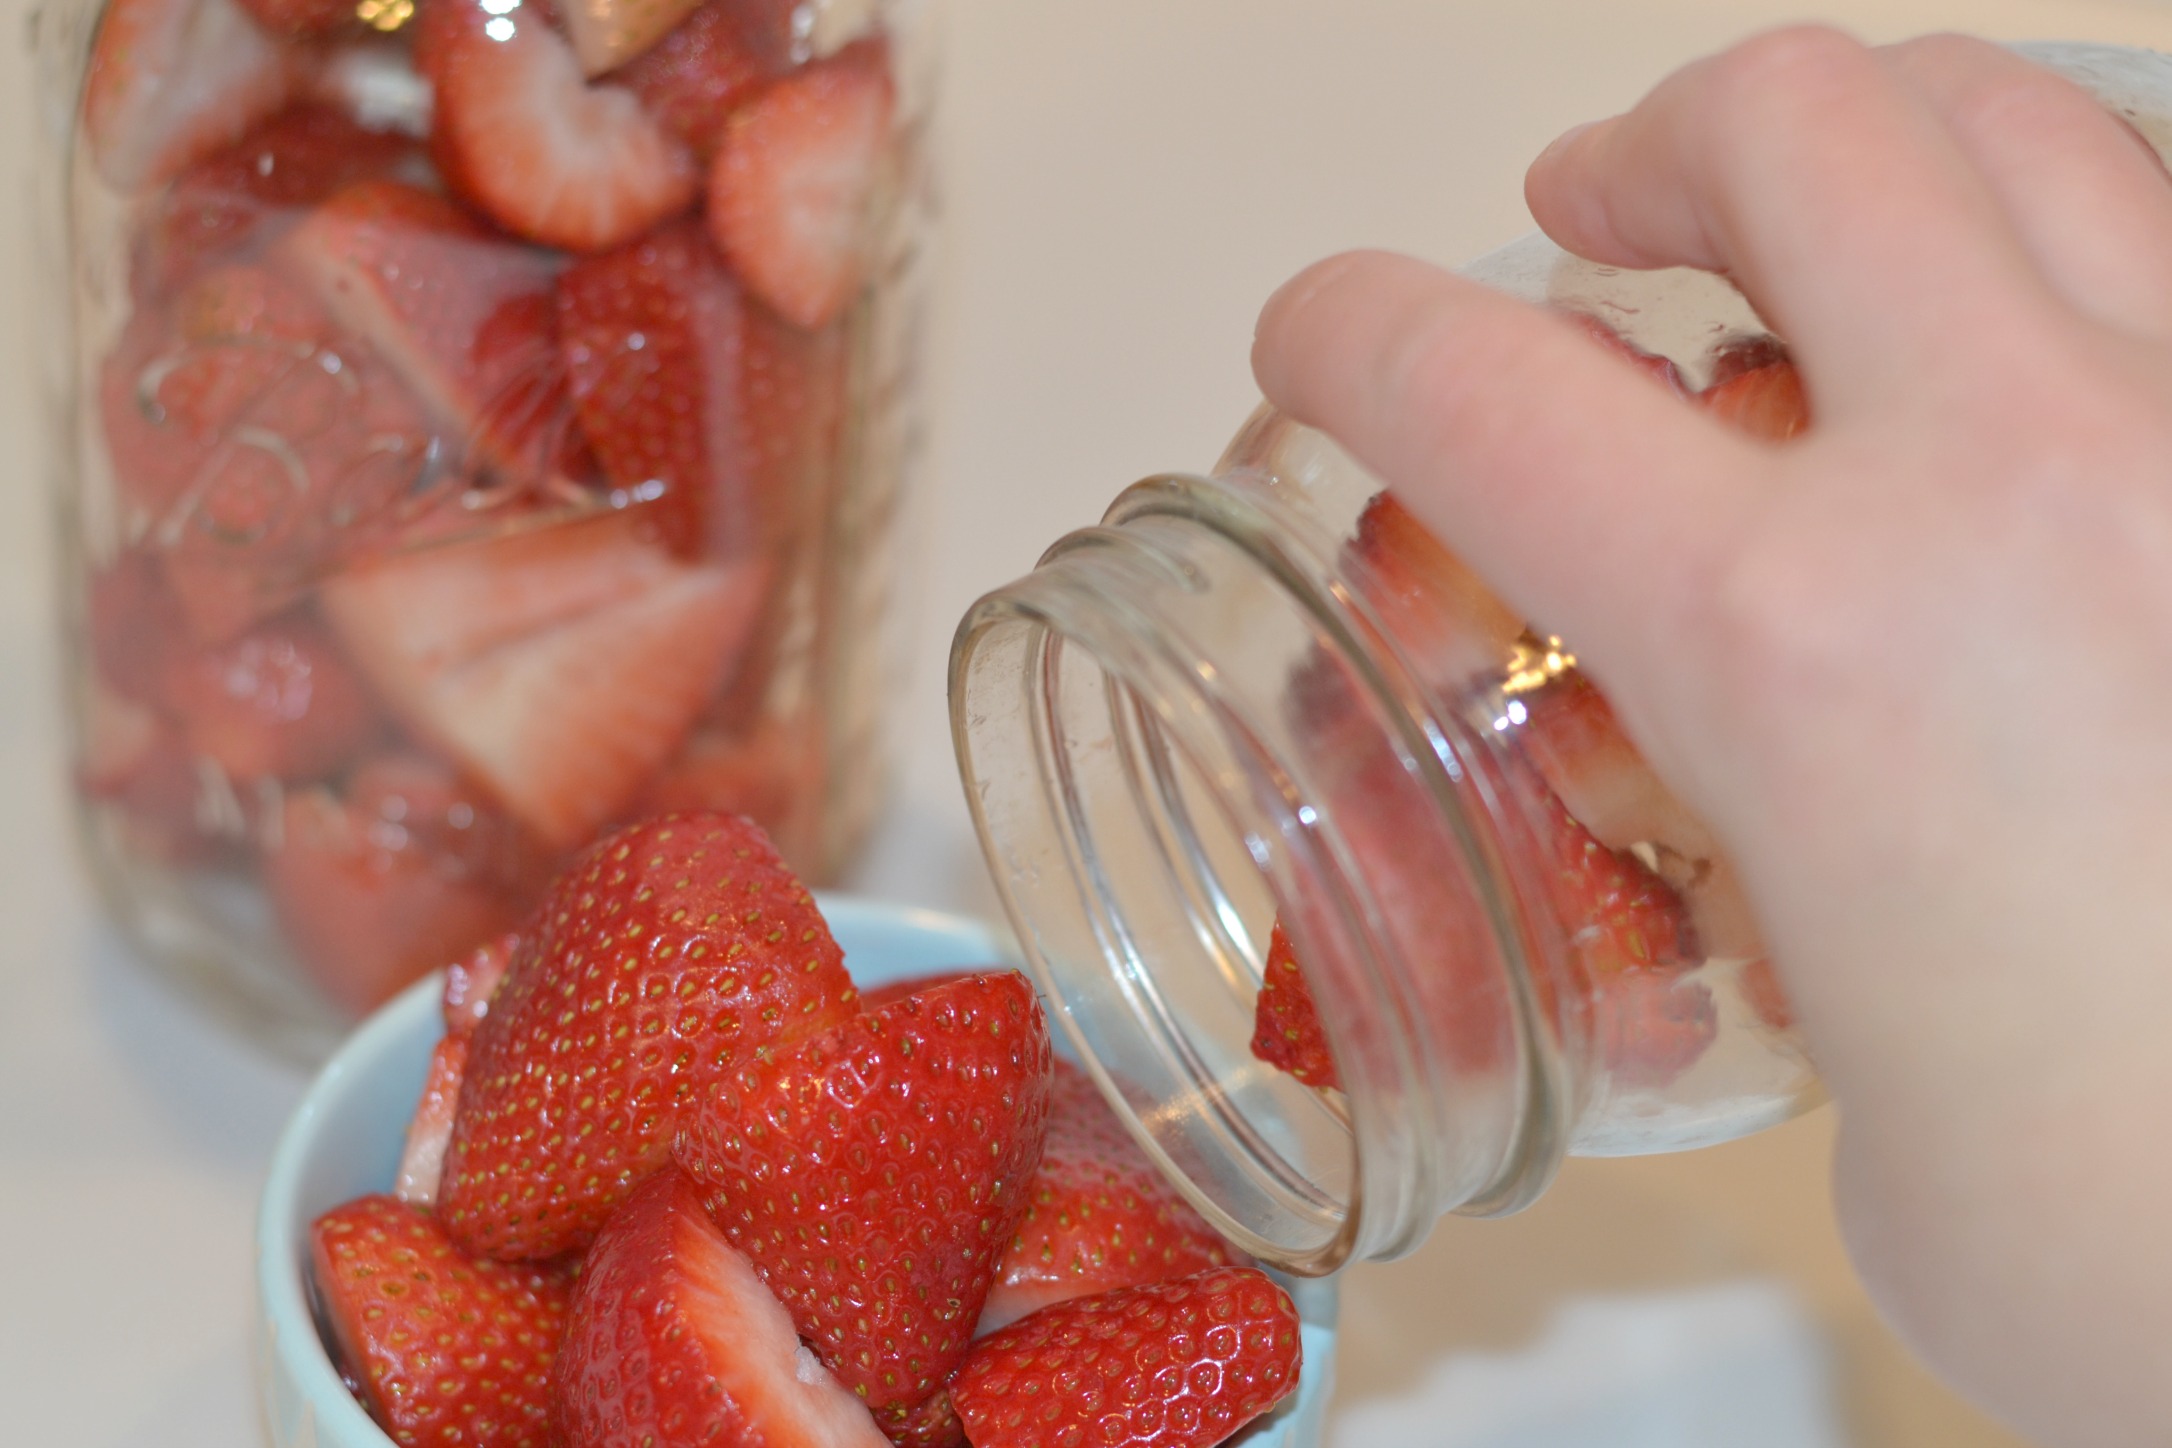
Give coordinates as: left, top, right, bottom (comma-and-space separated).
34, 0, 937, 1056
950, 39, 2172, 1276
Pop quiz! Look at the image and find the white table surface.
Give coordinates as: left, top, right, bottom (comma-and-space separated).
6, 0, 2170, 1443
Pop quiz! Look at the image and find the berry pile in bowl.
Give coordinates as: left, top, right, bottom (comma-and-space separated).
65, 0, 927, 1047
257, 812, 1339, 1448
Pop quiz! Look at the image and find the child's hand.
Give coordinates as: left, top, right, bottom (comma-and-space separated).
1254, 29, 2172, 1447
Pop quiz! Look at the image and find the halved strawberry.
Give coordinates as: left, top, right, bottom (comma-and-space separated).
438, 811, 859, 1260
1564, 310, 1688, 395
88, 551, 188, 703
674, 971, 1053, 1427
234, 0, 353, 36
416, 0, 699, 253
636, 718, 827, 870
305, 37, 435, 137
310, 1194, 575, 1448
266, 775, 524, 1016
556, 0, 707, 77
1699, 357, 1808, 441
82, 0, 292, 191
443, 930, 520, 1038
950, 1267, 1302, 1448
981, 1059, 1243, 1334
319, 510, 767, 847
553, 1169, 890, 1448
853, 968, 977, 1014
1347, 492, 1527, 693
1512, 670, 1717, 862
278, 179, 577, 484
161, 610, 381, 781
395, 1033, 469, 1209
619, 0, 786, 159
1248, 920, 1340, 1093
708, 41, 895, 330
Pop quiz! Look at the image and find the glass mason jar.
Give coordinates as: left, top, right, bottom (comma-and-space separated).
951, 40, 2172, 1277
35, 0, 937, 1056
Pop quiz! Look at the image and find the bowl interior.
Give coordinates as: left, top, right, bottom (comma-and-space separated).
256, 896, 1337, 1447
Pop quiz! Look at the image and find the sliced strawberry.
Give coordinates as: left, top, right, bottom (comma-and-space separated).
265, 780, 523, 1016
951, 1267, 1302, 1448
82, 0, 291, 191
854, 968, 977, 1014
1699, 357, 1808, 441
310, 1194, 575, 1448
319, 511, 767, 847
981, 1059, 1243, 1334
99, 308, 221, 522
305, 37, 436, 138
620, 0, 786, 159
438, 812, 858, 1260
636, 718, 828, 869
443, 930, 520, 1038
553, 1169, 890, 1448
80, 696, 224, 863
278, 179, 576, 484
161, 611, 380, 781
135, 104, 420, 300
88, 552, 188, 703
1564, 311, 1688, 395
347, 752, 549, 898
1248, 920, 1340, 1092
395, 1033, 469, 1209
417, 0, 698, 253
1348, 492, 1527, 693
233, 0, 352, 36
708, 42, 895, 330
885, 1391, 965, 1448
1513, 670, 1717, 862
555, 0, 707, 76
674, 971, 1053, 1427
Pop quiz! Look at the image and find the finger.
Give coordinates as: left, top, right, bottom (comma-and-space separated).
1253, 250, 1754, 678
1525, 25, 2050, 407
1880, 35, 2172, 334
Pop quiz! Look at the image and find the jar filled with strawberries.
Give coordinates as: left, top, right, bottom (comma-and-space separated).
37, 0, 935, 1052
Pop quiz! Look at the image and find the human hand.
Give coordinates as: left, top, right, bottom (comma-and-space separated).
1253, 29, 2172, 1447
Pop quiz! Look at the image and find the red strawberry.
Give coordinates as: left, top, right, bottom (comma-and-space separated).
82, 0, 291, 191
1248, 920, 1339, 1093
417, 0, 699, 253
310, 1194, 575, 1448
620, 0, 785, 160
1512, 671, 1717, 863
673, 972, 1054, 1427
161, 612, 380, 781
950, 1267, 1302, 1448
438, 811, 859, 1260
553, 1170, 890, 1448
884, 1392, 965, 1448
278, 180, 578, 484
1348, 492, 1526, 693
708, 42, 895, 330
99, 309, 222, 522
1564, 311, 1688, 395
319, 510, 768, 847
854, 968, 978, 1014
234, 0, 352, 35
637, 718, 828, 870
79, 689, 224, 864
443, 930, 520, 1038
265, 775, 524, 1016
1699, 358, 1808, 441
88, 552, 188, 703
554, 0, 707, 76
982, 1059, 1243, 1333
395, 1033, 469, 1209
305, 37, 436, 137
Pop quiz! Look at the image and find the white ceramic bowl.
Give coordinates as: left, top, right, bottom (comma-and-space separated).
256, 896, 1338, 1448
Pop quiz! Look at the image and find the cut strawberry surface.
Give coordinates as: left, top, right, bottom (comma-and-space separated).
620, 0, 787, 160
709, 42, 895, 329
1348, 492, 1526, 693
556, 0, 708, 77
395, 1033, 469, 1209
981, 1059, 1243, 1334
854, 968, 978, 1014
88, 551, 189, 704
674, 971, 1053, 1427
320, 510, 767, 846
417, 0, 699, 253
442, 930, 520, 1039
1699, 357, 1809, 441
311, 1194, 575, 1448
1513, 671, 1717, 862
161, 611, 380, 781
951, 1267, 1302, 1448
438, 811, 858, 1260
233, 0, 354, 38
83, 0, 292, 191
1247, 920, 1340, 1093
1564, 311, 1688, 395
553, 1169, 890, 1448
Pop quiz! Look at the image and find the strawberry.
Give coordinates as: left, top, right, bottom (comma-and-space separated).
395, 1033, 469, 1209
949, 1267, 1302, 1448
310, 1194, 575, 1448
1564, 311, 1688, 395
1699, 357, 1808, 441
619, 0, 786, 160
708, 42, 895, 330
1511, 670, 1717, 862
416, 0, 699, 253
552, 1169, 890, 1448
438, 811, 859, 1260
637, 718, 828, 870
278, 180, 578, 485
443, 930, 521, 1038
981, 1059, 1243, 1333
1247, 920, 1340, 1092
306, 37, 436, 138
555, 0, 707, 77
854, 968, 977, 1014
161, 610, 381, 781
87, 552, 188, 703
1347, 492, 1526, 693
265, 771, 525, 1016
319, 511, 768, 847
673, 971, 1053, 1428
234, 0, 354, 36
82, 0, 292, 191
884, 1392, 965, 1448
135, 105, 419, 300
99, 308, 221, 522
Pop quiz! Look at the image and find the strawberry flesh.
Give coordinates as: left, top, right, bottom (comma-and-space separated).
619, 0, 787, 160
1348, 492, 1526, 693
438, 811, 858, 1260
395, 1033, 469, 1209
160, 611, 381, 781
83, 0, 292, 191
556, 0, 706, 77
1247, 920, 1340, 1093
1699, 357, 1809, 440
443, 930, 521, 1038
233, 0, 354, 37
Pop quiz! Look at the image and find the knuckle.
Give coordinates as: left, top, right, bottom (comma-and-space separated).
1708, 24, 1875, 113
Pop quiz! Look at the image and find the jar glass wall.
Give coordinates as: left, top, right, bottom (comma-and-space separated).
38, 0, 937, 1057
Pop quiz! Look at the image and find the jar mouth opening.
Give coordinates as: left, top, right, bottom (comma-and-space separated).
950, 474, 1572, 1274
